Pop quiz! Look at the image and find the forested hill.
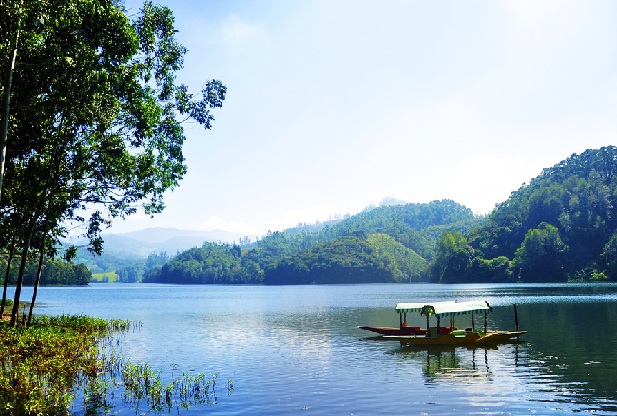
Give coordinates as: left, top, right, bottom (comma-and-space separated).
431, 146, 617, 283
144, 199, 482, 284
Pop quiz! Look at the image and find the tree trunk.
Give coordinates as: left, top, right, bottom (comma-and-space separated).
0, 243, 15, 318
28, 231, 48, 326
10, 220, 34, 327
0, 0, 23, 202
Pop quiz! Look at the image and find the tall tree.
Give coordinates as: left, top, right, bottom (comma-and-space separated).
0, 0, 25, 202
429, 231, 476, 283
513, 223, 569, 282
1, 0, 225, 325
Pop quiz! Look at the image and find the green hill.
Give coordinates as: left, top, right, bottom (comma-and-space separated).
146, 199, 480, 284
431, 146, 617, 283
263, 233, 427, 284
145, 146, 617, 284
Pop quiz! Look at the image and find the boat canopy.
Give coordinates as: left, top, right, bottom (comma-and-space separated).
395, 300, 491, 317
395, 300, 456, 314
421, 300, 490, 317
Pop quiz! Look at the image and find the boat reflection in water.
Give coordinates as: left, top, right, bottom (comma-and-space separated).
392, 343, 523, 384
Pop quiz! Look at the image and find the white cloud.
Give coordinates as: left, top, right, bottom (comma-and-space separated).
200, 216, 250, 234
199, 202, 358, 237
221, 14, 269, 56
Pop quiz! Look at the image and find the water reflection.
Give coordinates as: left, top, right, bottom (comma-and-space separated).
387, 342, 617, 414
361, 297, 617, 414
9, 283, 617, 415
392, 344, 516, 382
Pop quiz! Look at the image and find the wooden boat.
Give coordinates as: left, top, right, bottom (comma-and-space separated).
359, 301, 458, 336
382, 300, 527, 346
358, 325, 428, 336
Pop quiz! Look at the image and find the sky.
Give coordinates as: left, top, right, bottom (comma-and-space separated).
113, 0, 617, 237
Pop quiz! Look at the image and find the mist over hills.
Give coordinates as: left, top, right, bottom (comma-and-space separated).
70, 227, 257, 275
142, 146, 617, 284
97, 228, 251, 257
73, 197, 402, 261
69, 228, 252, 263
63, 146, 617, 284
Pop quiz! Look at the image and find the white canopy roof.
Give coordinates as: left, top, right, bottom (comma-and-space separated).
395, 300, 490, 317
395, 300, 456, 314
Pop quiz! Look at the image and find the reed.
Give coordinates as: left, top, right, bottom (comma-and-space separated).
0, 315, 120, 414
0, 314, 232, 415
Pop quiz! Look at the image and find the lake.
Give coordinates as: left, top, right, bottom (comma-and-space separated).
9, 283, 617, 415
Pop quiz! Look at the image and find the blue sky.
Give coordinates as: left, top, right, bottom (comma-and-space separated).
114, 0, 617, 236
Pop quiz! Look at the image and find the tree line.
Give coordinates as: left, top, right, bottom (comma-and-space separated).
0, 0, 225, 325
144, 199, 480, 284
431, 146, 617, 283
145, 147, 617, 285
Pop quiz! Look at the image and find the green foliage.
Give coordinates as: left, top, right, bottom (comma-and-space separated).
91, 271, 118, 283
120, 362, 224, 412
57, 146, 617, 285
0, 0, 225, 321
144, 242, 254, 284
430, 231, 477, 283
263, 233, 427, 284
146, 200, 477, 285
0, 314, 229, 414
600, 232, 617, 280
513, 223, 568, 282
0, 257, 91, 286
475, 256, 513, 283
440, 146, 617, 282
0, 315, 128, 415
329, 199, 479, 259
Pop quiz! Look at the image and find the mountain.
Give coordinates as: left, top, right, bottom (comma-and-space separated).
68, 227, 254, 275
432, 146, 617, 283
145, 199, 481, 284
96, 227, 251, 257
75, 146, 617, 284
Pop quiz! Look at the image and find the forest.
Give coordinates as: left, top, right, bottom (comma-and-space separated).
146, 146, 617, 285
431, 146, 617, 283
0, 258, 90, 286
144, 199, 483, 284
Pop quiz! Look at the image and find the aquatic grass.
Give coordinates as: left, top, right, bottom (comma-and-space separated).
82, 359, 233, 413
0, 315, 130, 415
30, 314, 131, 332
0, 314, 232, 415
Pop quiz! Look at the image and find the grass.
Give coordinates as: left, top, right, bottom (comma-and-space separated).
0, 315, 129, 415
0, 315, 233, 415
91, 271, 118, 283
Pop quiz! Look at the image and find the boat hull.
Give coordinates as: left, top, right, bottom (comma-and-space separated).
475, 331, 527, 345
358, 326, 427, 336
384, 330, 527, 346
358, 326, 458, 336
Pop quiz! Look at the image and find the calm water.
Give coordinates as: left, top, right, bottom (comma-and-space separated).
10, 283, 617, 415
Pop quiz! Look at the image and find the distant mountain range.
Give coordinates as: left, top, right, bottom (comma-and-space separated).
71, 227, 253, 258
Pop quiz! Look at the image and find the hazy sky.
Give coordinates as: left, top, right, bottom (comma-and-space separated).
114, 0, 617, 236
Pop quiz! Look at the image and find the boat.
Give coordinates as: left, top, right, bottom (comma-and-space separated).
382, 300, 527, 346
359, 300, 458, 336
